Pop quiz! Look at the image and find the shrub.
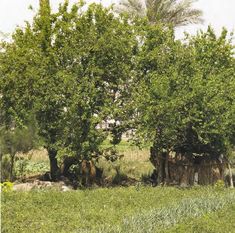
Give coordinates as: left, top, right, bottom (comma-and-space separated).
0, 181, 13, 192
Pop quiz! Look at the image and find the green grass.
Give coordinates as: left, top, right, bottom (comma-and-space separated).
101, 138, 151, 152
166, 203, 235, 233
2, 187, 235, 233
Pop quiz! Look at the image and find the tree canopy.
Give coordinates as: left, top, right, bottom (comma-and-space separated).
0, 1, 137, 180
133, 25, 235, 158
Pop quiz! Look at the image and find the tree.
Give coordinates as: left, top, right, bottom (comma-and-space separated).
52, 3, 138, 178
0, 1, 137, 181
0, 114, 39, 181
133, 25, 235, 185
116, 0, 203, 27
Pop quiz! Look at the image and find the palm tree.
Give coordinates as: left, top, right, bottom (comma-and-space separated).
115, 0, 203, 27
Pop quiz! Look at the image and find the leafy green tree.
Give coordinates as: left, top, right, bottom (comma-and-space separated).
134, 25, 235, 184
0, 1, 137, 180
116, 0, 203, 27
0, 1, 62, 179
53, 2, 138, 172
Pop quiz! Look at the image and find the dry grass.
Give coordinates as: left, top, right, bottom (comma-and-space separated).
17, 148, 48, 162
122, 148, 150, 162
97, 147, 154, 182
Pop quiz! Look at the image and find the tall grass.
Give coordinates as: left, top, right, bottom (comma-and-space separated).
18, 148, 48, 162
108, 192, 235, 233
165, 203, 235, 233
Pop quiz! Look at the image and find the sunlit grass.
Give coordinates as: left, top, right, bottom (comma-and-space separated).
2, 186, 235, 233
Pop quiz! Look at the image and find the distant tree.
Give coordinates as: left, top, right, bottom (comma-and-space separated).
0, 114, 39, 181
116, 0, 203, 27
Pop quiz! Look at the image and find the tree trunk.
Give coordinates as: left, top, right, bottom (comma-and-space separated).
48, 148, 59, 181
180, 165, 188, 187
10, 154, 15, 182
61, 156, 78, 177
9, 145, 15, 182
165, 152, 169, 185
228, 163, 234, 188
157, 153, 165, 185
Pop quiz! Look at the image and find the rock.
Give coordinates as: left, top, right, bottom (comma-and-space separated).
41, 181, 53, 187
12, 180, 73, 192
61, 185, 72, 192
13, 183, 34, 191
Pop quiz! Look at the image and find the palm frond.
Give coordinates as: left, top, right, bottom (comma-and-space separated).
167, 0, 203, 26
115, 0, 203, 27
115, 0, 146, 17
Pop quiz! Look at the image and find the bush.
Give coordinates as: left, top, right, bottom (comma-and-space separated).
0, 181, 13, 192
14, 158, 49, 180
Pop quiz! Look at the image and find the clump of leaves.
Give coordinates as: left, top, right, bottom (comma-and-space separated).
0, 181, 13, 192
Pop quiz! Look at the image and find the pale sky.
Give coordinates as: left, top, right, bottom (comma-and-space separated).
0, 0, 235, 39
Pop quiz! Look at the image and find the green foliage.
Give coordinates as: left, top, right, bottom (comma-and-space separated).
0, 181, 13, 192
1, 0, 234, 182
214, 179, 225, 189
0, 116, 40, 181
116, 192, 235, 233
1, 150, 49, 182
0, 118, 39, 155
166, 203, 235, 233
2, 187, 235, 232
0, 2, 137, 178
14, 158, 49, 180
134, 25, 235, 158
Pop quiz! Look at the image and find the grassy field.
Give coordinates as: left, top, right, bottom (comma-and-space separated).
2, 143, 235, 232
165, 203, 235, 233
2, 186, 235, 233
